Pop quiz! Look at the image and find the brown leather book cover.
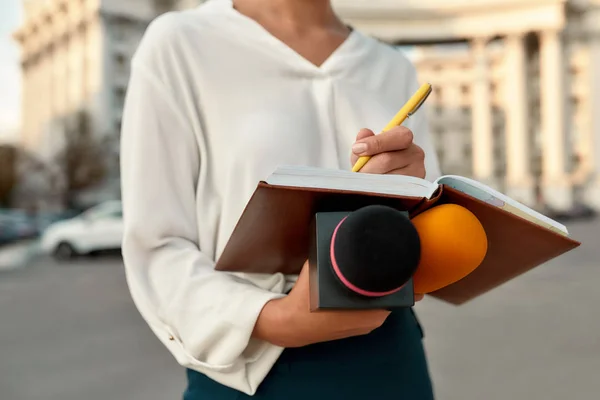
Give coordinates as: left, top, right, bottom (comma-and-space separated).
215, 181, 581, 305
421, 186, 580, 304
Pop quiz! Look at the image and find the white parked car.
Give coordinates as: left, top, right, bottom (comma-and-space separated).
41, 201, 123, 260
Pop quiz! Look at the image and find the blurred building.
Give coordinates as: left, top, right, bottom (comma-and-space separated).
174, 0, 205, 9
334, 0, 600, 212
12, 0, 204, 150
13, 0, 600, 213
13, 0, 165, 157
12, 0, 186, 207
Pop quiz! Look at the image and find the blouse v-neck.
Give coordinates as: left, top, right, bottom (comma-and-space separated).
212, 0, 369, 76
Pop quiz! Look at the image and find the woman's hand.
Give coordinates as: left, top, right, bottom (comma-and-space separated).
253, 261, 391, 348
351, 127, 426, 178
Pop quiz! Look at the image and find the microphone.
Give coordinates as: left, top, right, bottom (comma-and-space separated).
308, 203, 488, 311
411, 204, 488, 294
329, 205, 421, 298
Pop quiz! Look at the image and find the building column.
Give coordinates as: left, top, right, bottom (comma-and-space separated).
441, 83, 466, 173
503, 33, 535, 206
470, 36, 497, 188
585, 28, 600, 209
539, 29, 573, 211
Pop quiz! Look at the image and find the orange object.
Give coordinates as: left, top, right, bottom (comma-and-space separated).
411, 204, 488, 294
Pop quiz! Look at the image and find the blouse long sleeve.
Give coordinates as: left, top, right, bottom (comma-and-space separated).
119, 17, 287, 395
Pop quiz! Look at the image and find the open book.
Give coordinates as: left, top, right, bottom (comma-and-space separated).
266, 165, 568, 237
216, 164, 580, 305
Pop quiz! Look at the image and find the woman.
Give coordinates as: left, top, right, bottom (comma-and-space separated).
120, 0, 442, 398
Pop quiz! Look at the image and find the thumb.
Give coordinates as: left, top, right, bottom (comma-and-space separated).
351, 128, 375, 165
355, 128, 375, 141
291, 260, 311, 292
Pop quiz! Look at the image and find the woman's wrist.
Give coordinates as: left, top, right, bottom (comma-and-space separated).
253, 297, 295, 347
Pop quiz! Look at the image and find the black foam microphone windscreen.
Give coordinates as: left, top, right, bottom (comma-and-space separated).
330, 205, 421, 297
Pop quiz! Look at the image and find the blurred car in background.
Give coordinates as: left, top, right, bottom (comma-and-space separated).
35, 210, 81, 233
0, 210, 38, 246
40, 200, 123, 260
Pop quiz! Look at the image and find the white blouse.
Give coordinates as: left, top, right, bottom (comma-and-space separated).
119, 0, 441, 395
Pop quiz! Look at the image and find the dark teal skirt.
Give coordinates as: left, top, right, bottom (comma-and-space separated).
184, 309, 434, 399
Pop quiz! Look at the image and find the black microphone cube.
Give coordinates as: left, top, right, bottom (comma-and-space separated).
308, 210, 416, 311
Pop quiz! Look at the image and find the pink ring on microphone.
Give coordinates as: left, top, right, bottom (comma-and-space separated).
329, 216, 408, 298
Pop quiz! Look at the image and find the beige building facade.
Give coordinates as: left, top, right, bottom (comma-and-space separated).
334, 0, 600, 212
13, 0, 177, 205
14, 0, 600, 212
13, 0, 164, 159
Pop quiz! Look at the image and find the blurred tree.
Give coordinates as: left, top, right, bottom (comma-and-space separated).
0, 144, 18, 207
56, 110, 107, 209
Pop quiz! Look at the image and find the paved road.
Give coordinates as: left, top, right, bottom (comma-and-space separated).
0, 240, 38, 271
416, 217, 600, 400
1, 218, 599, 400
0, 253, 185, 400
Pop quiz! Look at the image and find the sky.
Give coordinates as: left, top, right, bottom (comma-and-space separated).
0, 0, 23, 142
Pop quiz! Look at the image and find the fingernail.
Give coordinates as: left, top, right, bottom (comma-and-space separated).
352, 142, 367, 154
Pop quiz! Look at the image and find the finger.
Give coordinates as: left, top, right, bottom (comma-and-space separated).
387, 144, 426, 179
359, 144, 426, 176
365, 144, 425, 177
387, 163, 427, 179
357, 150, 408, 174
414, 293, 425, 302
352, 127, 414, 157
297, 260, 310, 281
351, 129, 376, 165
290, 260, 310, 293
356, 128, 375, 141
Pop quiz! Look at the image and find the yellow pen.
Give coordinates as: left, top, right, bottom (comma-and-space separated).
352, 83, 433, 173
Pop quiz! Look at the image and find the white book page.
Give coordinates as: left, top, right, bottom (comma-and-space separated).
435, 175, 569, 236
265, 165, 436, 198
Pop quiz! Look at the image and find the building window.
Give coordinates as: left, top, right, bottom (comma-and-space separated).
112, 23, 123, 40
114, 52, 128, 73
115, 53, 126, 66
111, 17, 131, 40
114, 87, 127, 110
463, 145, 472, 159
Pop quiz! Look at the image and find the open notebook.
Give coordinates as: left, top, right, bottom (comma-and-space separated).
216, 165, 580, 304
266, 165, 568, 237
